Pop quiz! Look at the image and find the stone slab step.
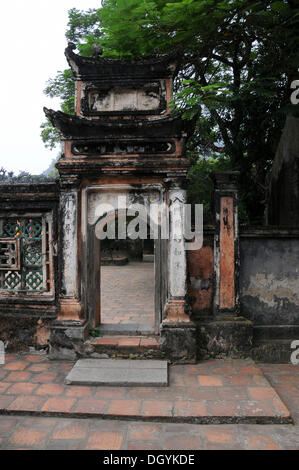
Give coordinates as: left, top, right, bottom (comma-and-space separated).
65, 359, 168, 387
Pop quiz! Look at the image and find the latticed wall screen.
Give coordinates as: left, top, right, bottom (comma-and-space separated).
0, 216, 52, 293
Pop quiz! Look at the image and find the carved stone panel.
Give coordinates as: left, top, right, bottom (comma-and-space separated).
81, 80, 167, 116
168, 189, 187, 299
61, 191, 79, 298
72, 140, 175, 156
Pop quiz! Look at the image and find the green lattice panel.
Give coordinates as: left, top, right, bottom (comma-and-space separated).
23, 219, 42, 239
2, 220, 21, 239
23, 244, 42, 267
25, 269, 43, 291
2, 271, 21, 290
0, 217, 44, 291
1, 218, 42, 240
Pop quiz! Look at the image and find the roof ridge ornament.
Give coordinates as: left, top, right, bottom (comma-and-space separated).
92, 43, 103, 58
67, 42, 76, 52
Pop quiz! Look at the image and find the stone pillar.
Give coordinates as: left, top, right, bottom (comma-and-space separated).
49, 176, 88, 360
196, 171, 253, 360
161, 185, 196, 362
58, 177, 83, 321
213, 171, 240, 316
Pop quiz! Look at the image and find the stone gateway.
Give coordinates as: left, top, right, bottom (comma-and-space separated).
0, 44, 298, 364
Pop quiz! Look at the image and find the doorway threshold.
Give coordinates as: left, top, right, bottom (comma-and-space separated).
99, 323, 156, 336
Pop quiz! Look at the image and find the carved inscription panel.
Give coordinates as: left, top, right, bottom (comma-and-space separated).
82, 80, 167, 115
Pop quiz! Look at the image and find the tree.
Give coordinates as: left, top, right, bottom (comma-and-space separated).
41, 0, 299, 223
40, 8, 101, 150
0, 167, 56, 183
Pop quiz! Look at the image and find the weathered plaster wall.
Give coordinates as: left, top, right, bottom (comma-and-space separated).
0, 182, 59, 352
240, 235, 299, 325
187, 232, 214, 317
0, 317, 51, 352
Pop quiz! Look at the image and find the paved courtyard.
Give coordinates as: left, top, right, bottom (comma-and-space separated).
1, 415, 298, 450
0, 353, 298, 450
101, 262, 155, 329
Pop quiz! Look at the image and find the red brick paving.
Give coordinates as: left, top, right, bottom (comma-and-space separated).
93, 337, 119, 346
72, 398, 108, 415
92, 336, 159, 348
25, 355, 47, 363
0, 354, 298, 449
51, 421, 88, 440
41, 397, 76, 413
248, 386, 277, 400
8, 396, 46, 412
65, 385, 92, 398
209, 401, 240, 417
261, 363, 299, 425
5, 371, 31, 382
141, 401, 173, 418
174, 401, 207, 417
0, 396, 15, 408
101, 263, 155, 328
107, 399, 140, 416
0, 382, 11, 393
140, 338, 159, 348
94, 387, 126, 399
85, 430, 124, 450
3, 361, 28, 371
118, 337, 141, 347
31, 372, 58, 383
203, 428, 236, 444
246, 434, 281, 450
7, 382, 38, 395
0, 354, 293, 424
128, 423, 160, 440
128, 440, 164, 450
27, 363, 52, 372
10, 427, 48, 447
0, 415, 298, 450
197, 376, 223, 387
36, 384, 65, 396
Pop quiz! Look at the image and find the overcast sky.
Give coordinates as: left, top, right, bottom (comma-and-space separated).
0, 1, 101, 175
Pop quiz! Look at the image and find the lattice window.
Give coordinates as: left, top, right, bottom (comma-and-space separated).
0, 239, 20, 270
0, 216, 52, 293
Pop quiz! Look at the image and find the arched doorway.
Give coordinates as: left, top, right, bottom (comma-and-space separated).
84, 185, 167, 336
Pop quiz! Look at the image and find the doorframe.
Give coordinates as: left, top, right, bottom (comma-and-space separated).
81, 183, 166, 334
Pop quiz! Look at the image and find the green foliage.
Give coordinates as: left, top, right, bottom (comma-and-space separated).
187, 155, 231, 211
40, 120, 61, 150
43, 69, 75, 114
66, 8, 102, 44
90, 327, 101, 338
40, 69, 76, 150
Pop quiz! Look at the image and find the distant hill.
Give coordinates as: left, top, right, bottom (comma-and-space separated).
42, 157, 59, 178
